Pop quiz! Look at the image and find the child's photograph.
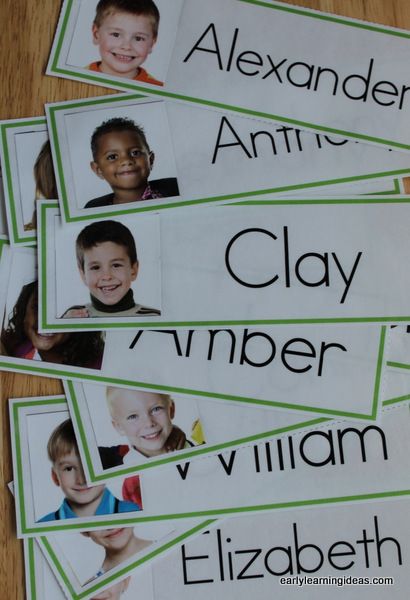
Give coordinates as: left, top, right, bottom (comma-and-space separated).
44, 211, 162, 325
0, 247, 105, 368
0, 120, 57, 242
48, 96, 180, 218
58, 0, 184, 89
67, 382, 205, 479
43, 520, 174, 597
19, 405, 144, 531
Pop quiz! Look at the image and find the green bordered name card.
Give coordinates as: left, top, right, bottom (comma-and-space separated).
45, 93, 410, 223
39, 198, 410, 330
48, 0, 410, 150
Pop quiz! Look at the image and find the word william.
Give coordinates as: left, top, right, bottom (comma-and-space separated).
184, 24, 410, 110
225, 227, 362, 303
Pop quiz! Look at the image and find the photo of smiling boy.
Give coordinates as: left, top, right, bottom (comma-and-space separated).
62, 220, 160, 318
85, 117, 179, 208
89, 0, 163, 85
98, 388, 195, 469
38, 419, 141, 522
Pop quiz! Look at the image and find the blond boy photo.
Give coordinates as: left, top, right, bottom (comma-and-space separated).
98, 388, 201, 469
89, 0, 163, 85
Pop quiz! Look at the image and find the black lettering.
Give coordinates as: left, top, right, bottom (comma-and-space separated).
328, 541, 356, 570
286, 61, 314, 88
264, 545, 293, 576
183, 23, 223, 69
236, 549, 264, 579
239, 329, 276, 367
250, 130, 277, 157
207, 329, 236, 363
337, 426, 388, 464
294, 523, 324, 574
342, 58, 374, 101
218, 451, 236, 475
212, 116, 252, 164
295, 252, 330, 288
398, 84, 410, 110
262, 56, 287, 81
181, 544, 213, 584
313, 66, 339, 95
176, 462, 191, 480
281, 337, 316, 373
236, 50, 263, 76
371, 80, 398, 106
129, 330, 144, 349
331, 251, 362, 304
374, 515, 402, 566
317, 341, 347, 376
225, 228, 278, 288
299, 430, 336, 467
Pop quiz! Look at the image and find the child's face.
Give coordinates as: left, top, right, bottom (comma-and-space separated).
24, 291, 68, 350
79, 242, 138, 306
110, 390, 175, 457
92, 11, 157, 79
51, 448, 105, 508
86, 527, 135, 552
91, 130, 154, 197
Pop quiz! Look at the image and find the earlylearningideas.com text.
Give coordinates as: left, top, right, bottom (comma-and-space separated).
184, 24, 410, 111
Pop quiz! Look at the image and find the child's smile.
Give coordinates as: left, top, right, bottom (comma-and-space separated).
91, 130, 154, 203
111, 390, 175, 457
80, 242, 138, 306
92, 12, 156, 79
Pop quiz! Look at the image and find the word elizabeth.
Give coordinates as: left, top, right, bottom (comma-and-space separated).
181, 517, 402, 583
184, 24, 410, 111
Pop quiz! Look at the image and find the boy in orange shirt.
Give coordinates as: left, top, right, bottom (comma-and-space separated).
89, 0, 163, 85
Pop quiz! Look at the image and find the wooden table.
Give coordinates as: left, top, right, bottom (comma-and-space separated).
1, 1, 409, 597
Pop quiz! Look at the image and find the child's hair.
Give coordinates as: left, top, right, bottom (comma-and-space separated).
91, 117, 150, 161
34, 140, 57, 200
106, 387, 172, 415
76, 220, 138, 271
47, 419, 77, 463
93, 0, 160, 36
1, 281, 105, 367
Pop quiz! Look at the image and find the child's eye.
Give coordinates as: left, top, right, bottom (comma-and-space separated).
135, 35, 146, 42
106, 153, 118, 161
63, 466, 74, 472
127, 414, 138, 420
151, 406, 164, 414
90, 265, 100, 271
112, 262, 124, 268
110, 32, 120, 38
130, 149, 144, 157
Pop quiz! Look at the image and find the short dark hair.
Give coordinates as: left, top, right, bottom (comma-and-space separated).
91, 117, 150, 160
94, 0, 160, 36
76, 220, 138, 270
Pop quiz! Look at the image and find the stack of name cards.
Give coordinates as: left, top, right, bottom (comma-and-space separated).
1, 1, 410, 598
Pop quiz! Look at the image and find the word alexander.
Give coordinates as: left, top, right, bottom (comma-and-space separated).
181, 517, 402, 583
184, 24, 410, 110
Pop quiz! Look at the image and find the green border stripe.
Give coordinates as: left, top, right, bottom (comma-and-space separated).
27, 538, 37, 600
0, 120, 45, 245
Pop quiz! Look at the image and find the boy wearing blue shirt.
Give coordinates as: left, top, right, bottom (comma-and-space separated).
38, 419, 140, 522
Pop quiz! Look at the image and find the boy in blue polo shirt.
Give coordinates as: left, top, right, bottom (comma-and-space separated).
38, 419, 140, 522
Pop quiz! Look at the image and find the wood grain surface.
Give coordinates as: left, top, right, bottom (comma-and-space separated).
1, 1, 409, 597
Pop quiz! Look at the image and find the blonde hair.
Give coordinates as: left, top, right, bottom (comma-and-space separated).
106, 387, 172, 416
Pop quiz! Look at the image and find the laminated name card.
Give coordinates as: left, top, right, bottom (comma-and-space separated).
150, 498, 410, 599
45, 94, 410, 224
38, 199, 410, 330
26, 497, 410, 600
0, 245, 386, 419
48, 0, 410, 150
12, 394, 410, 525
